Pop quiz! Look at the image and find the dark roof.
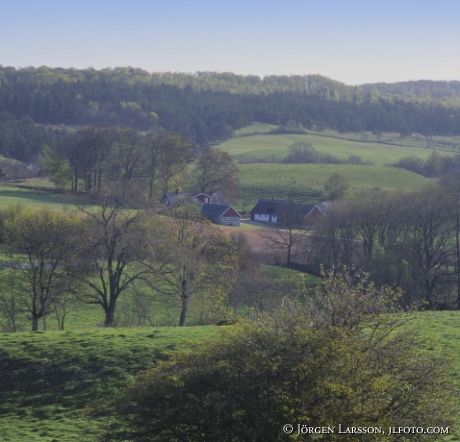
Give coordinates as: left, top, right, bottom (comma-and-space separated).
201, 204, 241, 218
249, 199, 288, 215
315, 201, 343, 215
163, 192, 195, 206
163, 191, 229, 206
250, 199, 315, 218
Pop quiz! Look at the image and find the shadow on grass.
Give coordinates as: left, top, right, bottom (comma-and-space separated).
0, 345, 167, 415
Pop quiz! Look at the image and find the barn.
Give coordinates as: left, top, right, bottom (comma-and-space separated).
250, 199, 324, 227
201, 204, 242, 226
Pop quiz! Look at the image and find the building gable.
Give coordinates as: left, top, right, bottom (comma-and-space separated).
221, 206, 241, 218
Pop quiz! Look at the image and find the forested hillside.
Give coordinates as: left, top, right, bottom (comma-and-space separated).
1, 66, 460, 159
0, 111, 67, 161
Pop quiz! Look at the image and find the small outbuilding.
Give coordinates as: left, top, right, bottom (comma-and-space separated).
163, 191, 229, 206
201, 204, 242, 226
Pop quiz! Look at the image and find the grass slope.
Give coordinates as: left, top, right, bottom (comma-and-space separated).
0, 327, 222, 441
238, 163, 431, 205
222, 133, 453, 165
1, 312, 460, 441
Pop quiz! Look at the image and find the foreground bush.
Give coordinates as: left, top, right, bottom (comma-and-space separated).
99, 270, 459, 441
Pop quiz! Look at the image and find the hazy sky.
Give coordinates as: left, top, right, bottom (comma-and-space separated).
1, 0, 458, 85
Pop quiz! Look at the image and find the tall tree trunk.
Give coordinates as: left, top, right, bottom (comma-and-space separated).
179, 297, 188, 327
286, 230, 293, 267
149, 176, 154, 201
32, 315, 39, 332
104, 303, 116, 327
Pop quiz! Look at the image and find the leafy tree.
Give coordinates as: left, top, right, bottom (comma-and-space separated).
108, 127, 144, 183
423, 150, 444, 177
194, 145, 240, 197
157, 134, 192, 194
99, 269, 458, 441
282, 142, 317, 164
324, 173, 350, 201
150, 213, 237, 326
314, 185, 455, 307
3, 207, 86, 331
41, 145, 73, 188
395, 184, 454, 306
390, 155, 424, 175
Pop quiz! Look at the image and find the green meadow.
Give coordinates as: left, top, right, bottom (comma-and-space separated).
221, 132, 455, 165
0, 186, 73, 211
0, 326, 222, 442
238, 163, 431, 205
1, 311, 460, 441
231, 122, 460, 158
234, 122, 277, 136
0, 259, 321, 441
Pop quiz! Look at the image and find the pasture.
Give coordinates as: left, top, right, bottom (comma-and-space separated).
0, 185, 73, 211
1, 311, 460, 441
238, 163, 431, 206
221, 132, 456, 165
0, 326, 222, 441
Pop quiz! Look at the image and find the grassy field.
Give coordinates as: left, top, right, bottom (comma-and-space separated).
262, 264, 321, 288
0, 260, 314, 332
221, 132, 456, 165
1, 311, 460, 441
232, 123, 460, 155
0, 262, 319, 441
0, 326, 222, 441
238, 163, 431, 206
0, 185, 73, 211
234, 122, 278, 136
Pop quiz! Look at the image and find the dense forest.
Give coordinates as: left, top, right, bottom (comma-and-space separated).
1, 66, 460, 162
0, 111, 66, 162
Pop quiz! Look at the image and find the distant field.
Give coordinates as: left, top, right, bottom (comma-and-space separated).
0, 185, 73, 211
238, 164, 431, 205
234, 122, 277, 136
221, 132, 455, 165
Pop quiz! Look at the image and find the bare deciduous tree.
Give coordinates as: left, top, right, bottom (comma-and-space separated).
78, 189, 153, 326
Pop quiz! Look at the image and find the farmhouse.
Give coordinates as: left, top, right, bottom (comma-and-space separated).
250, 199, 324, 227
163, 191, 229, 206
201, 203, 242, 226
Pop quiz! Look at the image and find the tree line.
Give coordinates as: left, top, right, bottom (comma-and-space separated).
0, 110, 66, 162
40, 124, 240, 201
390, 150, 460, 178
2, 67, 460, 156
0, 193, 257, 331
265, 181, 460, 310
